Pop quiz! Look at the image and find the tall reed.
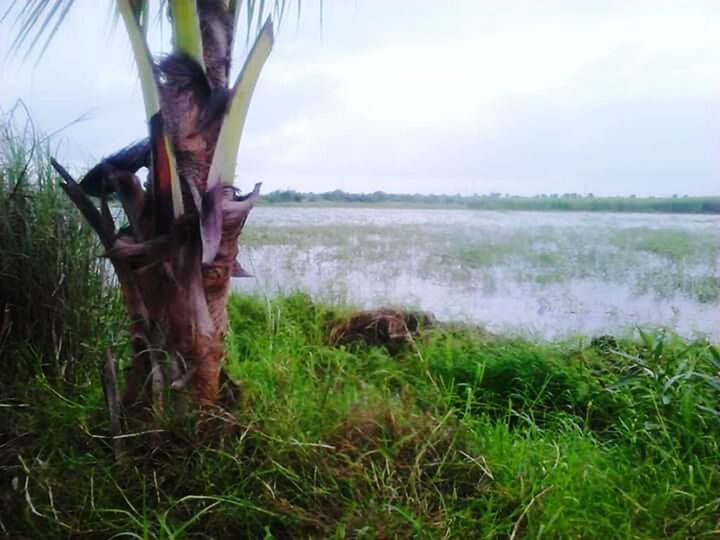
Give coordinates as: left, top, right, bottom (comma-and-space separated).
0, 106, 118, 388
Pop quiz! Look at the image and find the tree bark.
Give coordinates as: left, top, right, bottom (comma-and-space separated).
51, 1, 266, 413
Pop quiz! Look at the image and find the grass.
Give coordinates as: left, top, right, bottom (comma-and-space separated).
2, 292, 720, 538
0, 107, 120, 388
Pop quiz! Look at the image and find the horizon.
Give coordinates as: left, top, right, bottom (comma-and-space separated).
262, 188, 720, 198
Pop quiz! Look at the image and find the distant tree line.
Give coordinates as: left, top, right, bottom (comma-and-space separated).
261, 190, 720, 214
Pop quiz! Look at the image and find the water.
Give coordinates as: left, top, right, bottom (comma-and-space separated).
233, 207, 720, 340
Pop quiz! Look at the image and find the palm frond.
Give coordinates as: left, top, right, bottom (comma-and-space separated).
5, 0, 300, 61
118, 0, 184, 221
242, 0, 289, 44
117, 0, 159, 118
170, 0, 205, 70
206, 16, 274, 190
200, 16, 273, 264
2, 0, 75, 63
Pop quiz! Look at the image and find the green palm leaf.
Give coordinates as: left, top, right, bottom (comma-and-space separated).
118, 0, 184, 222
171, 0, 205, 70
3, 0, 294, 59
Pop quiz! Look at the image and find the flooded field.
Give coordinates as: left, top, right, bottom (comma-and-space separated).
234, 207, 720, 340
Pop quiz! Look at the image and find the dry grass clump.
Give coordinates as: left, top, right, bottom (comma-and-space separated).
328, 308, 434, 351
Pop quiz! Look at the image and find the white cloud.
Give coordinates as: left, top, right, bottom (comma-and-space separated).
2, 0, 719, 195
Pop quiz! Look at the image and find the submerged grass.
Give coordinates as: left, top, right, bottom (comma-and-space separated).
241, 219, 720, 307
2, 292, 720, 538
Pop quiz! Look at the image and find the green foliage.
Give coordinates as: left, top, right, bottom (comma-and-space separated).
0, 108, 120, 386
262, 189, 720, 214
3, 293, 719, 538
424, 331, 599, 419
2, 0, 293, 62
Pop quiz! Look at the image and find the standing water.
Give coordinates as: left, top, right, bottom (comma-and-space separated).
234, 207, 720, 340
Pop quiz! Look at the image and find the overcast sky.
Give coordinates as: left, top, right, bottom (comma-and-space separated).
2, 0, 719, 196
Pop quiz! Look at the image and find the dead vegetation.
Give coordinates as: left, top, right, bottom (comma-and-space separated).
328, 308, 435, 351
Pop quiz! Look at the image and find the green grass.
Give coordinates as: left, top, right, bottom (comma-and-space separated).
0, 107, 120, 388
3, 292, 719, 538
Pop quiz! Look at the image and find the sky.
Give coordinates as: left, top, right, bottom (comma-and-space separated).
1, 0, 719, 196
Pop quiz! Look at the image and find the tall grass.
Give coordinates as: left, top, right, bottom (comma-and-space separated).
0, 107, 119, 387
2, 292, 718, 537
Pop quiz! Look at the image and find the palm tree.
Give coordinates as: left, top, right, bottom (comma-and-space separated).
5, 0, 285, 412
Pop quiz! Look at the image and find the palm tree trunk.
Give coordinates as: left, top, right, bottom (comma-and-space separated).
51, 0, 274, 411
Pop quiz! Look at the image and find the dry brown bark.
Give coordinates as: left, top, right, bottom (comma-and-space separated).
50, 1, 260, 413
54, 159, 258, 411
